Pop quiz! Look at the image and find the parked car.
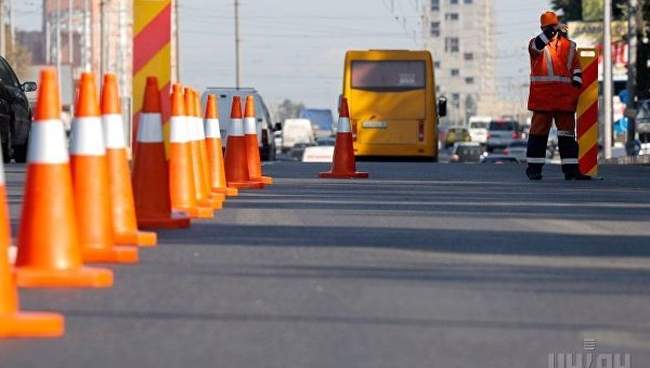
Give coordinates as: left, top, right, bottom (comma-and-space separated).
449, 142, 482, 163
444, 127, 471, 149
503, 140, 528, 162
486, 119, 521, 152
281, 118, 315, 152
202, 87, 276, 161
468, 116, 490, 145
0, 56, 37, 163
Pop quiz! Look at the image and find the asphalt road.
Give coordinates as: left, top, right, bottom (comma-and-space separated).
2, 162, 650, 367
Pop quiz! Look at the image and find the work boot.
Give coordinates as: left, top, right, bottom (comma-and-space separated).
526, 166, 543, 181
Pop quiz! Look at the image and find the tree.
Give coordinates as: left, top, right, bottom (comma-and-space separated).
275, 99, 304, 123
550, 0, 627, 21
3, 25, 32, 79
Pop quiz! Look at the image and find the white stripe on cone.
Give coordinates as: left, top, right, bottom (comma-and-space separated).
230, 118, 244, 136
204, 119, 221, 139
70, 117, 107, 156
337, 117, 351, 133
137, 113, 164, 143
27, 120, 70, 164
194, 117, 206, 140
102, 114, 127, 149
244, 117, 256, 135
169, 116, 189, 143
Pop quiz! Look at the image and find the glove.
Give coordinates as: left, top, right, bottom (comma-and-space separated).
542, 26, 557, 40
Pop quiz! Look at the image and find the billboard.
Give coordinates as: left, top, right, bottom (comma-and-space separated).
568, 20, 629, 79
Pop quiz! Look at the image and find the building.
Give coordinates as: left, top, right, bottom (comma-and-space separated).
422, 0, 496, 126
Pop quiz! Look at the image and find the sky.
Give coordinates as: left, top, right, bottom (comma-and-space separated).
14, 0, 551, 115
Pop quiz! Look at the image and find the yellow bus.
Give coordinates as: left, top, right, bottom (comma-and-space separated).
342, 50, 446, 160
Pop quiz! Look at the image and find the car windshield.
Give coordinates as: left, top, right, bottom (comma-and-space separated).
489, 121, 516, 131
508, 141, 528, 148
470, 122, 488, 129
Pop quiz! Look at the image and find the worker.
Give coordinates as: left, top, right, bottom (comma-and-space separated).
526, 11, 591, 180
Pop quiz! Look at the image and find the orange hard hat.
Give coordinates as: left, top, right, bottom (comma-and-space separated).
540, 11, 559, 28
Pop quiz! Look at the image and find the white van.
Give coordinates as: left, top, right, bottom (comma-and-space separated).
468, 116, 491, 145
202, 87, 276, 161
281, 118, 315, 152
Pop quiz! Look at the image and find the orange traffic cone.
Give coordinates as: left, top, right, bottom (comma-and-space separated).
132, 77, 190, 229
0, 141, 65, 338
101, 73, 157, 247
169, 84, 213, 219
204, 95, 238, 197
319, 97, 368, 179
224, 96, 264, 189
15, 68, 113, 288
70, 72, 139, 264
185, 88, 222, 210
244, 96, 273, 185
194, 90, 226, 203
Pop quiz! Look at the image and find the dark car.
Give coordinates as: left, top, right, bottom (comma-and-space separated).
0, 56, 36, 163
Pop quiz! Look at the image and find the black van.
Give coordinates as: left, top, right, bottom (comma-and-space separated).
0, 56, 37, 163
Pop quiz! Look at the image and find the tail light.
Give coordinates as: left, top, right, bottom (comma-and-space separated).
418, 120, 424, 142
352, 121, 358, 141
512, 131, 520, 139
487, 133, 491, 139
503, 148, 509, 155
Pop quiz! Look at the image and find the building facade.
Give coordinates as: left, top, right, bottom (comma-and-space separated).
423, 0, 496, 126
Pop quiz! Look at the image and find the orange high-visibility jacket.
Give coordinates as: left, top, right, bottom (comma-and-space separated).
527, 36, 581, 112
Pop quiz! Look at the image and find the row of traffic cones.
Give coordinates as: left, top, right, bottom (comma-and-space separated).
1, 68, 274, 338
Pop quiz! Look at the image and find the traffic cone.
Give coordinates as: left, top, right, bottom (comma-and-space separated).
224, 96, 264, 189
169, 84, 213, 219
0, 140, 65, 338
319, 97, 368, 179
244, 96, 273, 185
70, 72, 139, 264
132, 77, 190, 229
185, 88, 222, 210
194, 90, 226, 203
14, 68, 113, 288
204, 95, 238, 197
101, 73, 157, 247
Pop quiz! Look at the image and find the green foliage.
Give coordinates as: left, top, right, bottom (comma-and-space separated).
550, 0, 627, 21
275, 99, 305, 123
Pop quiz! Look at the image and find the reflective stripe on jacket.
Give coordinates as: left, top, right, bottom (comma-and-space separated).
527, 36, 581, 112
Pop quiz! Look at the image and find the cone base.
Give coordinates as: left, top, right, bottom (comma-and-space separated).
181, 206, 214, 219
15, 266, 114, 288
228, 181, 265, 189
212, 187, 239, 197
198, 197, 223, 210
319, 171, 369, 179
138, 216, 191, 230
83, 245, 139, 264
0, 312, 65, 338
114, 231, 158, 247
252, 176, 273, 185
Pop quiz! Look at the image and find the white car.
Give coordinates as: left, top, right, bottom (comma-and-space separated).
282, 118, 315, 152
468, 116, 490, 145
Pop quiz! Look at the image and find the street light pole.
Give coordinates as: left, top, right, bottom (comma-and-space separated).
234, 0, 240, 88
603, 0, 614, 159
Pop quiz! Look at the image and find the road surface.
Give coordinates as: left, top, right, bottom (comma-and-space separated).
2, 162, 650, 367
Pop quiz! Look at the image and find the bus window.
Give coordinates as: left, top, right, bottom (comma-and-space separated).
351, 61, 426, 91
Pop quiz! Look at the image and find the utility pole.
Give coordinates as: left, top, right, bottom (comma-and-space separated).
0, 0, 6, 57
100, 0, 107, 77
603, 0, 614, 159
9, 0, 14, 52
625, 0, 639, 156
68, 0, 73, 65
83, 0, 91, 71
56, 0, 62, 79
234, 0, 240, 88
174, 0, 180, 82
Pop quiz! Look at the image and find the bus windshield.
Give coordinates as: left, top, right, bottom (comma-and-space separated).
351, 61, 425, 91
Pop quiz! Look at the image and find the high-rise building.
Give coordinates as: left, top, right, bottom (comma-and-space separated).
423, 0, 496, 126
